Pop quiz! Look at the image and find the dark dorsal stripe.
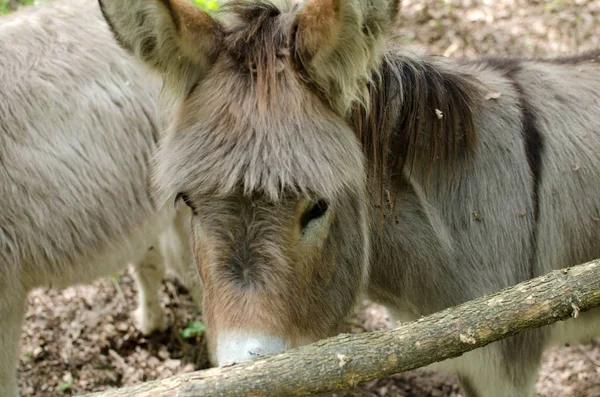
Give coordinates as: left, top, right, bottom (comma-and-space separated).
514, 79, 544, 231
546, 49, 600, 65
486, 59, 545, 279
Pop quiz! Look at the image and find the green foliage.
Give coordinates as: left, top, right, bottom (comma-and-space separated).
180, 320, 206, 339
58, 380, 73, 392
1, 0, 36, 14
193, 0, 220, 11
0, 0, 219, 15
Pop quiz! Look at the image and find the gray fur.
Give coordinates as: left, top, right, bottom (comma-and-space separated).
0, 2, 197, 396
100, 0, 600, 395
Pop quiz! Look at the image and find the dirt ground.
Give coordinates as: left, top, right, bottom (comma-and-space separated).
16, 0, 600, 396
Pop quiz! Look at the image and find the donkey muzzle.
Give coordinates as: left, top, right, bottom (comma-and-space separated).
215, 330, 288, 366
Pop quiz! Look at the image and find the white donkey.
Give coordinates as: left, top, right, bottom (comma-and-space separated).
0, 1, 199, 396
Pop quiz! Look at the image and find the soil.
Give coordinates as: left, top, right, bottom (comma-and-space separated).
16, 0, 600, 396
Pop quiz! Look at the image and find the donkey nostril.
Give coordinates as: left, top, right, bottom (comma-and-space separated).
247, 350, 261, 358
245, 343, 271, 358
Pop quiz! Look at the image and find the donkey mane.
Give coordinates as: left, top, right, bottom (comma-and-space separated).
351, 46, 482, 192
482, 49, 600, 68
353, 46, 600, 202
548, 49, 600, 64
218, 0, 293, 109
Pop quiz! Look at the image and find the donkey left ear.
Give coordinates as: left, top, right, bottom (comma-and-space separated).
292, 0, 400, 111
99, 0, 221, 92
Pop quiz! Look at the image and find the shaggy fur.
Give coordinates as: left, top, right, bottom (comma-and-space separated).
100, 0, 600, 395
0, 2, 199, 396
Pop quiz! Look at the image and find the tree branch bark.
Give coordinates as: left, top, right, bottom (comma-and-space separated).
82, 259, 600, 397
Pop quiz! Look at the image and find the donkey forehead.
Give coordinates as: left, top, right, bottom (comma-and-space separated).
152, 88, 365, 204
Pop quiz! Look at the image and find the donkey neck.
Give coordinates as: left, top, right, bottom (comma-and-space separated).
354, 46, 485, 318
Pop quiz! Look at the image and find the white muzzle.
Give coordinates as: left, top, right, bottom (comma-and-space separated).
215, 331, 288, 366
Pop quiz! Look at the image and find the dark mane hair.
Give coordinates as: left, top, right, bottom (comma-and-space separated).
218, 0, 292, 110
351, 48, 482, 196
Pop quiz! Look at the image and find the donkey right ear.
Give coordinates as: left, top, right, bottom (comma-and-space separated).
99, 0, 220, 85
292, 0, 400, 112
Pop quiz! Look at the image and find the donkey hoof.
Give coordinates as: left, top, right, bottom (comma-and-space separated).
133, 305, 168, 335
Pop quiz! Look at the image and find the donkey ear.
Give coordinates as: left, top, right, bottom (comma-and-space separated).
294, 0, 343, 62
293, 0, 399, 111
99, 0, 220, 87
294, 0, 399, 58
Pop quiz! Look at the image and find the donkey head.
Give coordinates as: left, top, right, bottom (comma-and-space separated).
100, 0, 398, 365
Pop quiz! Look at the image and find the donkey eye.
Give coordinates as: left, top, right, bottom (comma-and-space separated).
300, 200, 329, 229
175, 192, 196, 212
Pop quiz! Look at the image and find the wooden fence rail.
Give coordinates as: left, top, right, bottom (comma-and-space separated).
82, 260, 600, 397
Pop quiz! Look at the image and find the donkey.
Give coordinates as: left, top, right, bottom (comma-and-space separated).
99, 0, 600, 395
0, 1, 201, 396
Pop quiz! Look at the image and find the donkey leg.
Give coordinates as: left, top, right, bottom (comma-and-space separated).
0, 289, 26, 397
174, 259, 203, 309
457, 363, 538, 397
160, 206, 203, 308
452, 331, 545, 397
131, 245, 168, 335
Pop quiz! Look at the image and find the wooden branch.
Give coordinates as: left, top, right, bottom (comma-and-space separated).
82, 259, 600, 397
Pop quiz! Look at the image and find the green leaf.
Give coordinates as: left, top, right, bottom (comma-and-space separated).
59, 380, 73, 392
194, 0, 220, 11
180, 321, 206, 339
0, 1, 9, 14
